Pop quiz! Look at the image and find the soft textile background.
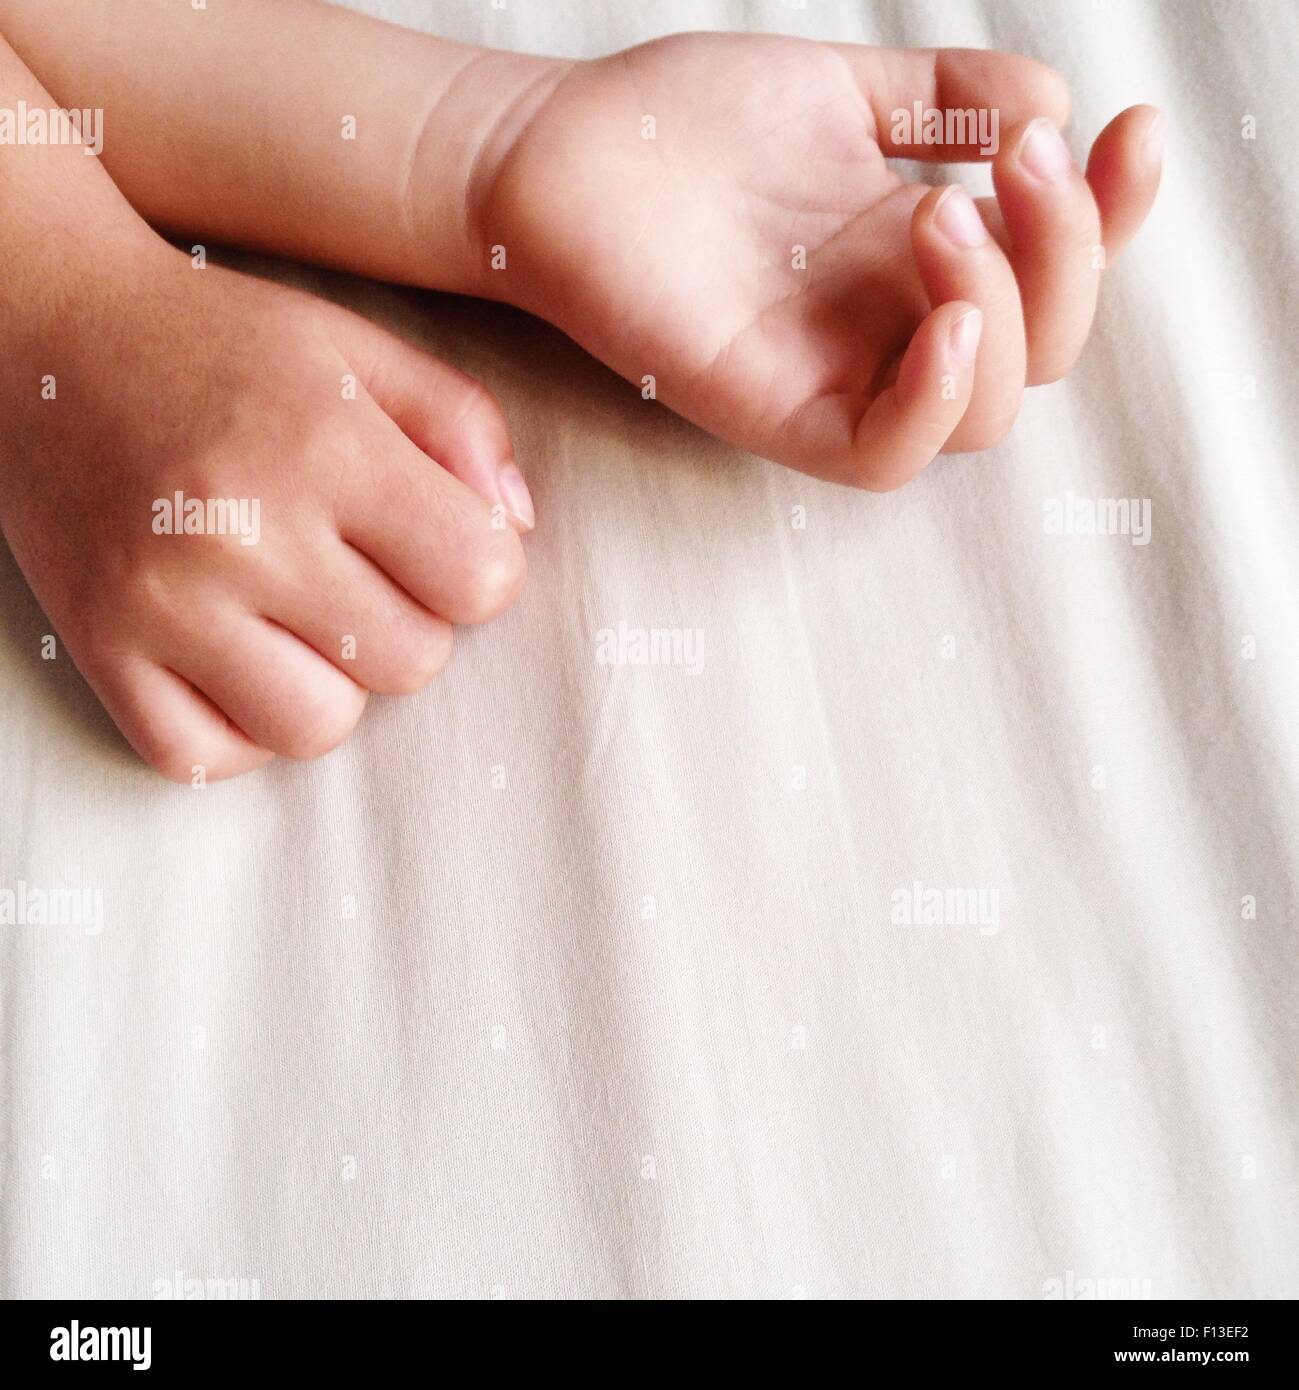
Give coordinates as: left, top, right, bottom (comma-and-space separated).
2, 0, 1296, 1298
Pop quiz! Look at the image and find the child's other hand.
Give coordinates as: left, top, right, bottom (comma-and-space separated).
0, 250, 530, 780
481, 33, 1162, 489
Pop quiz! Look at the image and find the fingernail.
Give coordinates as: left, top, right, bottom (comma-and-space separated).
497, 462, 535, 531
1142, 109, 1166, 168
948, 308, 983, 363
1017, 118, 1072, 182
933, 186, 988, 249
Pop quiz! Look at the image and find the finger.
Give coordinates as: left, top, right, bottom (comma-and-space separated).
911, 184, 1026, 451
85, 655, 273, 783
772, 301, 981, 489
261, 538, 454, 695
992, 117, 1103, 385
973, 196, 1011, 256
857, 302, 984, 489
175, 613, 368, 762
833, 45, 1070, 161
338, 418, 527, 627
1086, 105, 1164, 264
338, 312, 534, 532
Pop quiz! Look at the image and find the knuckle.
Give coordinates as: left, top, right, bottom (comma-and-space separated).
281, 408, 350, 472
142, 739, 204, 784
122, 705, 207, 783
455, 376, 505, 423
861, 467, 916, 494
457, 535, 527, 624
137, 732, 242, 784
450, 380, 512, 453
278, 685, 365, 760
377, 623, 454, 694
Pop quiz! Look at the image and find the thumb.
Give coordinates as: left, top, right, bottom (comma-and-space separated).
339, 312, 534, 532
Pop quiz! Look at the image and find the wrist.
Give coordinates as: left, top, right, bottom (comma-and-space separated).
409, 47, 576, 302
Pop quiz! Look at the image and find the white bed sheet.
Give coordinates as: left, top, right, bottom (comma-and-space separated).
2, 0, 1297, 1298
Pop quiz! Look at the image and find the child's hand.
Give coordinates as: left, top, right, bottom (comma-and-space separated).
0, 247, 530, 781
481, 34, 1162, 489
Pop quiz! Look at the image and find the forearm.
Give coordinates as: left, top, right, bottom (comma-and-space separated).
0, 32, 160, 348
0, 0, 564, 295
0, 27, 180, 519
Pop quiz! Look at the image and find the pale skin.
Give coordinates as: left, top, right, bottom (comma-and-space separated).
0, 0, 1162, 777
0, 32, 529, 781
